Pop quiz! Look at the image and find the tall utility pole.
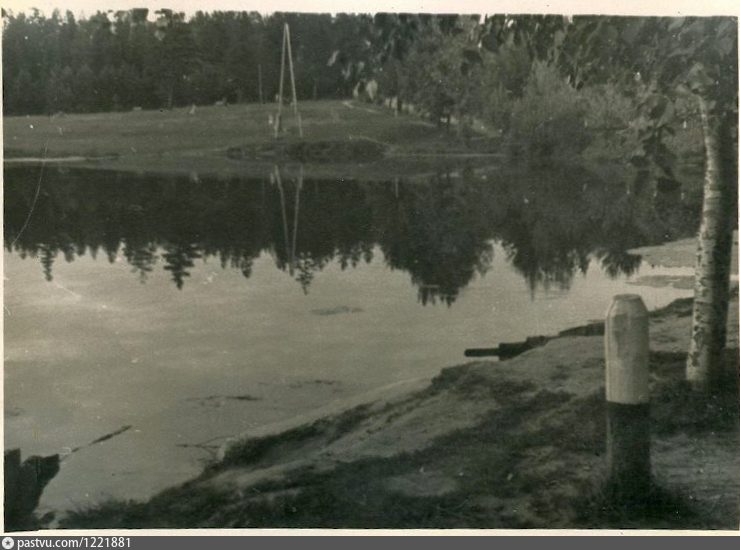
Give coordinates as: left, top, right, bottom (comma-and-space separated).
274, 23, 303, 139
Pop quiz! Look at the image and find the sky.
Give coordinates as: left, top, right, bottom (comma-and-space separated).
3, 0, 479, 18
2, 0, 739, 20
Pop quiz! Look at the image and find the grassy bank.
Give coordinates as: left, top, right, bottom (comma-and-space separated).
58, 296, 739, 530
4, 98, 704, 181
3, 100, 500, 178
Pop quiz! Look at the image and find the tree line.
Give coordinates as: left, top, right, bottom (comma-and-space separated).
0, 10, 710, 164
5, 165, 699, 301
2, 9, 368, 114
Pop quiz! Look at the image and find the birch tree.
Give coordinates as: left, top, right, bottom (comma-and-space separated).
481, 15, 738, 391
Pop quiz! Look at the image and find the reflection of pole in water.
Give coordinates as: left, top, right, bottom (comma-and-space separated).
273, 165, 291, 275
291, 165, 304, 275
272, 165, 303, 278
394, 177, 400, 199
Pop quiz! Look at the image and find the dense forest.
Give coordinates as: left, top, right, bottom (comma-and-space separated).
2, 9, 371, 114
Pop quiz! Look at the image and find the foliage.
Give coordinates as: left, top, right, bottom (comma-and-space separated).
1, 9, 368, 114
580, 83, 640, 160
559, 17, 737, 185
508, 61, 590, 158
478, 44, 531, 132
401, 24, 480, 129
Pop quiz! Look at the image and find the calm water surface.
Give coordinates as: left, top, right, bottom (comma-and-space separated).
4, 163, 698, 514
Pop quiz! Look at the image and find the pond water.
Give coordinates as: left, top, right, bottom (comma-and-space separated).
4, 163, 698, 516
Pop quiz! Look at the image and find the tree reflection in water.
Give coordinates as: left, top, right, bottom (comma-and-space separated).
4, 162, 701, 304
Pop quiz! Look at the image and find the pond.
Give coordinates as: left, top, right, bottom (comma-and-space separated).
4, 162, 699, 516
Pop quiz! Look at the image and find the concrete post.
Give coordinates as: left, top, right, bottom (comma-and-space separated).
605, 294, 651, 500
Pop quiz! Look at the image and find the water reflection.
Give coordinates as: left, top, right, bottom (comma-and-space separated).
4, 163, 701, 304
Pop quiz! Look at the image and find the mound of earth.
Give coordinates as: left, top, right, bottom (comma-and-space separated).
227, 137, 387, 164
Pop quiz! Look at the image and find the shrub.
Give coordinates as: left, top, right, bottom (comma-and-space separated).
480, 82, 513, 134
479, 45, 531, 133
581, 83, 639, 160
508, 61, 591, 158
664, 95, 704, 159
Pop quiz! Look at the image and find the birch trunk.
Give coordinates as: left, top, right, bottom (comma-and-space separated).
686, 95, 736, 390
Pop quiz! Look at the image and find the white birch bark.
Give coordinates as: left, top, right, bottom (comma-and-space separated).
686, 95, 736, 389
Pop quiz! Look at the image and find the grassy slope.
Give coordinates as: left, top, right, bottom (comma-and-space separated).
3, 101, 499, 179
60, 297, 739, 530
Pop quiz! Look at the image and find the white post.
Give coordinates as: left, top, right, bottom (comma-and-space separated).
605, 294, 651, 500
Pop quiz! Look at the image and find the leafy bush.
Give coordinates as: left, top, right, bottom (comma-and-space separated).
479, 45, 531, 133
402, 27, 476, 129
480, 82, 513, 133
664, 95, 704, 159
508, 61, 591, 158
581, 83, 639, 160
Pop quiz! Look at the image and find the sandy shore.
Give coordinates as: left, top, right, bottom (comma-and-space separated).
57, 285, 739, 529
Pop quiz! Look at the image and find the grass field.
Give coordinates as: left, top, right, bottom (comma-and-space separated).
3, 100, 498, 178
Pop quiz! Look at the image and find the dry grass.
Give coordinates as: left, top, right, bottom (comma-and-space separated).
3, 101, 482, 162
